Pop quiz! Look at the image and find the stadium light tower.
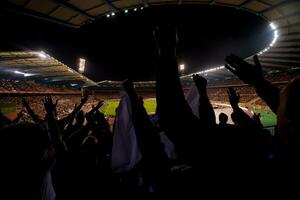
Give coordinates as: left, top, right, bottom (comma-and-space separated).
179, 64, 185, 72
78, 58, 86, 74
179, 64, 185, 76
179, 64, 185, 71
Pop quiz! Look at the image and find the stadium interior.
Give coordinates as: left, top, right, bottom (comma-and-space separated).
0, 0, 300, 195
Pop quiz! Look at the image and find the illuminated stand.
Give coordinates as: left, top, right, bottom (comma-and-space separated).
179, 64, 185, 76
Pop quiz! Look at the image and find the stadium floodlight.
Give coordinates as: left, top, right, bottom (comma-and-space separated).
256, 24, 280, 56
111, 12, 115, 16
134, 8, 137, 11
124, 9, 128, 13
78, 58, 86, 73
270, 22, 277, 30
106, 14, 110, 18
179, 64, 185, 71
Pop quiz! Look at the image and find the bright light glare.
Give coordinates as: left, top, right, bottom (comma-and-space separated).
141, 7, 144, 10
270, 22, 276, 30
111, 12, 115, 16
179, 64, 185, 71
134, 8, 137, 11
38, 51, 47, 59
106, 14, 110, 18
78, 58, 86, 73
188, 66, 225, 77
274, 30, 278, 40
257, 28, 279, 55
124, 9, 128, 13
14, 70, 32, 77
269, 30, 279, 47
14, 70, 23, 75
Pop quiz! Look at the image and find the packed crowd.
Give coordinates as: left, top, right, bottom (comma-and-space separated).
0, 81, 78, 93
1, 27, 300, 197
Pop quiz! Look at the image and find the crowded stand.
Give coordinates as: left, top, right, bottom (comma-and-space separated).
0, 80, 79, 94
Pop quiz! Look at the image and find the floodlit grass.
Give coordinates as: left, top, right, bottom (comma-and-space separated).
0, 104, 16, 114
143, 99, 157, 114
100, 99, 120, 116
100, 99, 157, 116
254, 109, 277, 127
101, 99, 277, 128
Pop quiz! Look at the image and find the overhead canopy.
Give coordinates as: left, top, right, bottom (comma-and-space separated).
1, 0, 300, 88
0, 51, 97, 87
1, 0, 299, 28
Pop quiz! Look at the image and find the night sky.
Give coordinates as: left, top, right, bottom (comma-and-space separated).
0, 4, 273, 81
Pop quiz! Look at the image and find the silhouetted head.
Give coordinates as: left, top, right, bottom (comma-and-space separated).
81, 135, 99, 169
219, 113, 228, 125
138, 96, 144, 106
76, 110, 85, 126
0, 123, 50, 198
277, 78, 300, 144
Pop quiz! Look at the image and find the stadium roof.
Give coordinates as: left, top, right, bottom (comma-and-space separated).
1, 0, 299, 28
0, 51, 97, 87
1, 0, 300, 88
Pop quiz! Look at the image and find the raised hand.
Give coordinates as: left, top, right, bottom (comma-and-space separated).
227, 87, 240, 108
43, 96, 57, 115
95, 100, 104, 109
225, 54, 264, 85
22, 97, 29, 107
193, 74, 207, 94
17, 109, 24, 118
154, 26, 178, 53
122, 79, 135, 92
81, 94, 89, 104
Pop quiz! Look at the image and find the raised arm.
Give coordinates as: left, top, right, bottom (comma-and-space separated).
227, 87, 253, 126
154, 26, 195, 123
123, 79, 170, 191
43, 96, 66, 153
58, 95, 88, 128
225, 55, 280, 114
66, 101, 104, 145
193, 74, 216, 128
123, 79, 161, 143
154, 26, 202, 164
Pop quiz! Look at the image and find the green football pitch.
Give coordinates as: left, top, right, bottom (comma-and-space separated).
253, 109, 277, 127
100, 99, 157, 116
100, 99, 277, 127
